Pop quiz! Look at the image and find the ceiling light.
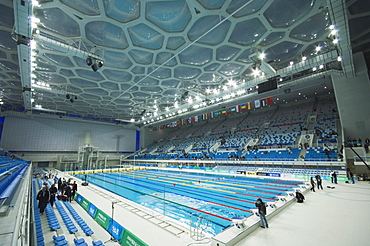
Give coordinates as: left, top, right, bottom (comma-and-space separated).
329, 24, 335, 30
333, 38, 339, 44
337, 56, 342, 62
315, 46, 322, 52
91, 63, 99, 72
259, 53, 266, 60
252, 68, 260, 77
86, 57, 93, 66
302, 56, 307, 61
289, 61, 294, 66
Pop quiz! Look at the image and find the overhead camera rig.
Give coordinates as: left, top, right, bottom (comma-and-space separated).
33, 30, 105, 72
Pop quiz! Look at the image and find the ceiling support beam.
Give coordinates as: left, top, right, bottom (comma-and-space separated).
13, 0, 33, 111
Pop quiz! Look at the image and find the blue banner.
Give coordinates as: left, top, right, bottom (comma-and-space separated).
109, 219, 125, 241
88, 203, 98, 218
268, 173, 281, 177
76, 194, 83, 204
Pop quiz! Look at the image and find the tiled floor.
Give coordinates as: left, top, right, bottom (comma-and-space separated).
45, 170, 370, 246
235, 180, 370, 246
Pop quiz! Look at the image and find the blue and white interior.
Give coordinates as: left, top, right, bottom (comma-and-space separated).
0, 0, 370, 246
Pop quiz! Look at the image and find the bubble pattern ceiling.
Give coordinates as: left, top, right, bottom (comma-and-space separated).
0, 0, 369, 124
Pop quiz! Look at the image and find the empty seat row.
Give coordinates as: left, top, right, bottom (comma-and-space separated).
55, 199, 78, 234
62, 201, 94, 236
52, 235, 68, 246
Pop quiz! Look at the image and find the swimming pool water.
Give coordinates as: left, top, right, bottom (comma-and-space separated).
75, 169, 303, 235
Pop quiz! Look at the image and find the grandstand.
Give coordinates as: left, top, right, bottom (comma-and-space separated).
0, 0, 370, 246
1, 94, 369, 245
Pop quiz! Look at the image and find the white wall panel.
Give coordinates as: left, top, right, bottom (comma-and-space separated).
0, 116, 137, 152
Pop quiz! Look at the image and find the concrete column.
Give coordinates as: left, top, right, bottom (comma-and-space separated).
332, 52, 370, 139
83, 132, 91, 147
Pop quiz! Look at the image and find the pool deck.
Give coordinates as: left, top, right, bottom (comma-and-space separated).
59, 169, 370, 246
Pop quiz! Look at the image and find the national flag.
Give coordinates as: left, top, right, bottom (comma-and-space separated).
222, 110, 227, 115
231, 106, 237, 113
255, 99, 261, 108
226, 108, 231, 114
240, 103, 247, 111
247, 102, 252, 110
261, 98, 267, 107
267, 97, 273, 105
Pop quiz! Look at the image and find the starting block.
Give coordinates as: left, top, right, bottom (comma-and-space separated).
232, 217, 248, 230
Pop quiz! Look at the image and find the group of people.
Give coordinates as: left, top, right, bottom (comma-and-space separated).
310, 174, 324, 192
36, 177, 78, 214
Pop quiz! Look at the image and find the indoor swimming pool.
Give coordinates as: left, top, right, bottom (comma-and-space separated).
75, 169, 304, 235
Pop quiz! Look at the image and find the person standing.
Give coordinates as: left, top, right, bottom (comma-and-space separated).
65, 184, 73, 202
332, 171, 338, 184
61, 181, 68, 195
57, 178, 62, 192
36, 186, 50, 214
49, 184, 58, 207
255, 198, 268, 228
310, 177, 316, 192
347, 169, 355, 184
71, 181, 78, 201
315, 174, 323, 190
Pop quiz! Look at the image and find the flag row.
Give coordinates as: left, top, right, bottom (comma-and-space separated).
152, 97, 273, 131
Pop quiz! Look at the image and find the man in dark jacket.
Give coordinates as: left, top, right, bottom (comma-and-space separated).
57, 178, 62, 192
71, 181, 78, 201
61, 181, 68, 195
49, 184, 58, 207
255, 198, 268, 228
315, 174, 323, 190
65, 185, 73, 202
37, 186, 50, 214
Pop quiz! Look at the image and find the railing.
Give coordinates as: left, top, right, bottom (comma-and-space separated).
10, 164, 32, 246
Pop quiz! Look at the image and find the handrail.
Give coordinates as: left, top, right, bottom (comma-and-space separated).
11, 164, 32, 246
